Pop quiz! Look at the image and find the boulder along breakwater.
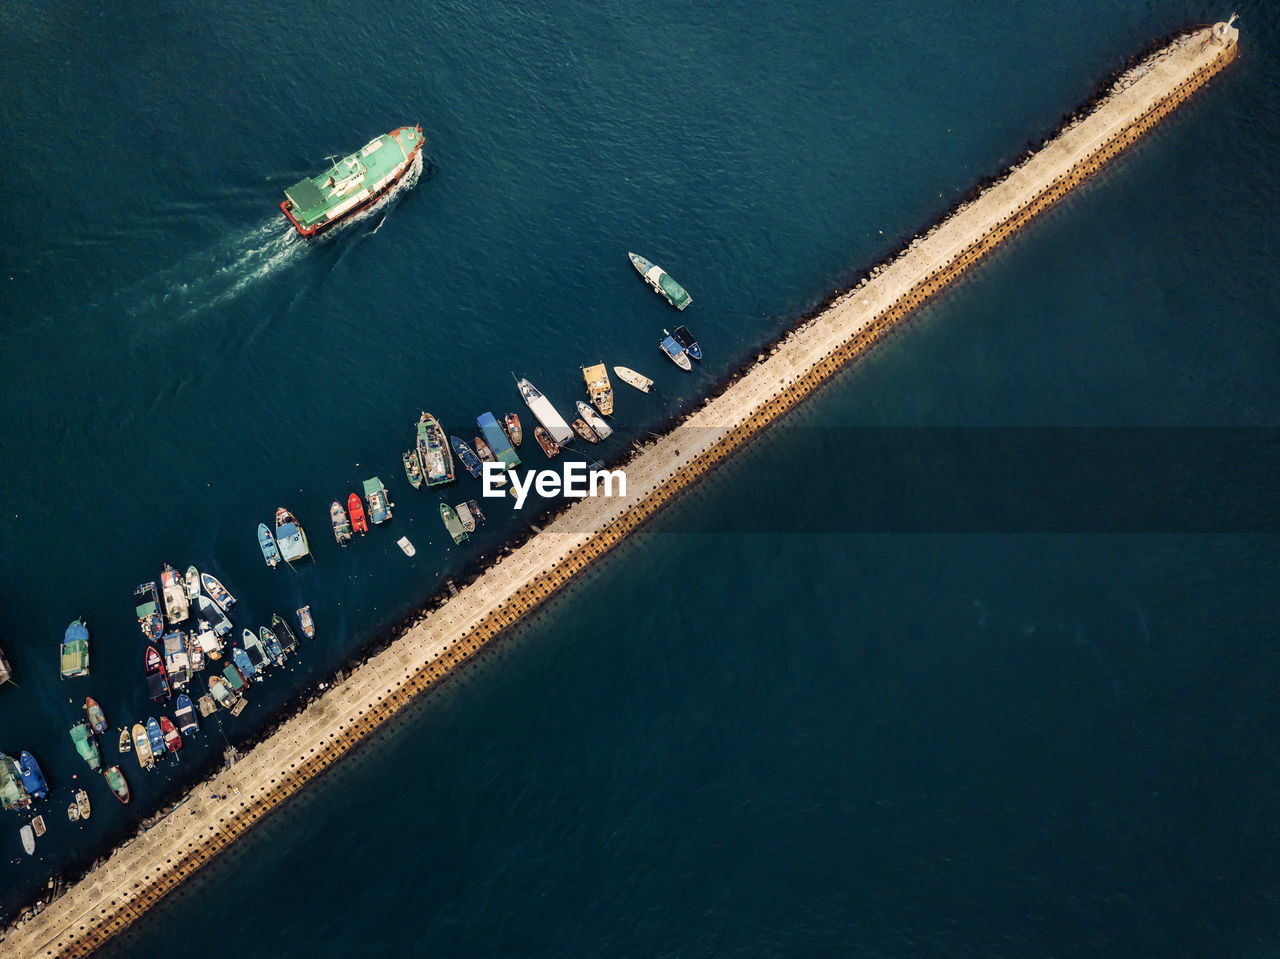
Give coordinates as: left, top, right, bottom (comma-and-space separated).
4, 20, 1239, 958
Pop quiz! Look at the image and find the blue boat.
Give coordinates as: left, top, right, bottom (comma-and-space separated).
232, 645, 257, 681
258, 523, 280, 569
477, 412, 521, 468
260, 627, 286, 666
450, 436, 483, 479
660, 330, 691, 371
18, 751, 48, 800
145, 718, 166, 758
671, 325, 702, 361
175, 693, 199, 737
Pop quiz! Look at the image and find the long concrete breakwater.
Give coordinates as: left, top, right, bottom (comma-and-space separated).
6, 21, 1239, 957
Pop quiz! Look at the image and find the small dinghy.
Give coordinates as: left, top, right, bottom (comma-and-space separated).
505, 414, 523, 447
160, 716, 181, 754
671, 324, 702, 361
451, 436, 483, 479
118, 729, 131, 754
440, 504, 469, 544
260, 627, 286, 666
397, 536, 416, 557
628, 251, 692, 310
32, 815, 46, 838
331, 499, 354, 545
86, 697, 108, 735
576, 401, 613, 438
175, 693, 199, 737
68, 800, 80, 822
403, 449, 424, 489
75, 788, 90, 820
347, 493, 369, 533
196, 595, 231, 638
468, 500, 486, 525
613, 366, 653, 393
534, 426, 561, 458
258, 523, 281, 568
660, 330, 692, 371
200, 572, 236, 610
271, 614, 299, 654
456, 502, 477, 533
104, 766, 130, 804
185, 565, 202, 600
297, 605, 315, 639
20, 823, 35, 855
571, 418, 600, 444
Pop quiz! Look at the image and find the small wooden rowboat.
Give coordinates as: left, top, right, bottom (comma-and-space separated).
534, 426, 560, 458
347, 493, 369, 533
505, 414, 522, 446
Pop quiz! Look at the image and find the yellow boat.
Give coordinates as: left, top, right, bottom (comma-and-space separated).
132, 723, 154, 770
582, 363, 614, 416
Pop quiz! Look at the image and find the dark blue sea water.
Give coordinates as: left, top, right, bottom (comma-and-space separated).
2, 0, 1279, 954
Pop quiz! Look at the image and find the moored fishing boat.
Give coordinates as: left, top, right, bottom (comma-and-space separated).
160, 564, 190, 624
18, 751, 48, 800
0, 754, 29, 810
240, 629, 267, 673
450, 436, 483, 479
145, 718, 166, 759
347, 493, 369, 533
363, 477, 393, 524
628, 251, 692, 310
104, 766, 130, 804
70, 722, 102, 771
613, 366, 653, 393
183, 629, 206, 672
200, 572, 236, 610
132, 723, 153, 769
20, 824, 34, 855
185, 565, 202, 600
118, 729, 131, 754
297, 605, 315, 639
478, 412, 521, 468
397, 536, 416, 557
534, 426, 561, 459
86, 697, 107, 734
671, 324, 702, 360
457, 502, 477, 533
145, 645, 170, 703
281, 124, 424, 238
418, 412, 455, 486
515, 377, 574, 446
75, 788, 90, 820
660, 330, 692, 370
32, 814, 46, 837
223, 660, 250, 691
258, 523, 281, 568
331, 499, 354, 545
134, 582, 164, 641
275, 508, 311, 563
505, 413, 523, 447
160, 716, 181, 754
271, 613, 299, 654
440, 504, 468, 544
468, 500, 486, 525
571, 418, 600, 444
209, 673, 241, 708
194, 618, 222, 660
196, 595, 232, 638
472, 435, 509, 486
68, 798, 80, 822
162, 632, 192, 689
175, 693, 199, 737
582, 363, 614, 415
60, 618, 90, 679
576, 401, 613, 439
0, 646, 11, 686
261, 626, 286, 666
403, 449, 424, 489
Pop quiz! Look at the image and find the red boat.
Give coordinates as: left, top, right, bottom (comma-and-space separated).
144, 646, 170, 703
348, 493, 369, 533
505, 414, 522, 447
159, 716, 181, 753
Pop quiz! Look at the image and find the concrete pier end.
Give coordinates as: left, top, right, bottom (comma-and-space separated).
0, 20, 1241, 959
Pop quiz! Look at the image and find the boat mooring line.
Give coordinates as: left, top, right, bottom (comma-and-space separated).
3, 21, 1240, 957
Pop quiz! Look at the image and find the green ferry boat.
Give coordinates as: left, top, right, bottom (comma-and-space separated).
281, 125, 424, 237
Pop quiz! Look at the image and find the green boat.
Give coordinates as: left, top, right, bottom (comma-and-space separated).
69, 722, 102, 772
403, 449, 424, 489
60, 618, 90, 679
281, 125, 424, 237
628, 252, 692, 310
417, 412, 455, 486
440, 503, 469, 545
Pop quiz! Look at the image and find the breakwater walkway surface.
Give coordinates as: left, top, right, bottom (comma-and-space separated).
5, 19, 1240, 957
